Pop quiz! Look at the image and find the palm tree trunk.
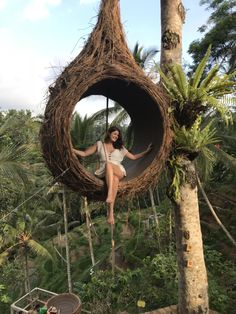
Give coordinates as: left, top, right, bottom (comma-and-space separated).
174, 160, 209, 313
62, 186, 72, 293
160, 1, 209, 312
160, 0, 184, 69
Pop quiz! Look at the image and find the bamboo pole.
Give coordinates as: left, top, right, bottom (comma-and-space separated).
111, 224, 115, 277
62, 186, 73, 293
84, 197, 96, 267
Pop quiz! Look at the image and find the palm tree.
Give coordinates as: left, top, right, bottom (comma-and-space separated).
0, 212, 52, 293
160, 0, 184, 70
70, 112, 97, 149
132, 42, 159, 74
158, 46, 236, 313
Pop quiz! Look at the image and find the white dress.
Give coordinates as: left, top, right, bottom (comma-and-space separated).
94, 140, 128, 178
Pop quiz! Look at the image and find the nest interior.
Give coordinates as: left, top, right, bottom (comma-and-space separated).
40, 0, 172, 200
83, 78, 164, 180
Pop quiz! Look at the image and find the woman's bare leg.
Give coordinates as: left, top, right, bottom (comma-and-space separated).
105, 163, 124, 204
107, 176, 120, 224
105, 162, 114, 203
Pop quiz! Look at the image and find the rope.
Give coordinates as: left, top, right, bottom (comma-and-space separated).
0, 168, 70, 222
104, 99, 116, 277
111, 223, 115, 277
106, 97, 109, 132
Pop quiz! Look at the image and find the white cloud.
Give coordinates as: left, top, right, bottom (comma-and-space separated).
0, 0, 6, 11
0, 28, 51, 114
79, 0, 98, 5
23, 0, 62, 21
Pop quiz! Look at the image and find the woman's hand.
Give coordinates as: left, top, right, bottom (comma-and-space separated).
72, 148, 79, 157
72, 144, 97, 158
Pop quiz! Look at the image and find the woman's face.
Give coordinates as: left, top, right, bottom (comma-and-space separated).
109, 130, 119, 142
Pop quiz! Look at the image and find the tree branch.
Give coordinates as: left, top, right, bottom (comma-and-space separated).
197, 175, 236, 248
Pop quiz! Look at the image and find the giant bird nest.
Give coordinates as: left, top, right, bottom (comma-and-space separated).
40, 0, 172, 201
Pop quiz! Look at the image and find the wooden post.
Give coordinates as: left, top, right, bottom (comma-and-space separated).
84, 197, 96, 266
62, 186, 72, 293
111, 224, 115, 277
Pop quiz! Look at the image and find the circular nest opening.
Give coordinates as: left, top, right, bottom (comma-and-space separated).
82, 77, 164, 181
41, 73, 171, 201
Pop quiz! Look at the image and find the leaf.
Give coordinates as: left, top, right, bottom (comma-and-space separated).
28, 239, 52, 259
190, 45, 211, 88
200, 64, 219, 89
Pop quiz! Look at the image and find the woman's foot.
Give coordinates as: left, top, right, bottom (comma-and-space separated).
107, 215, 115, 225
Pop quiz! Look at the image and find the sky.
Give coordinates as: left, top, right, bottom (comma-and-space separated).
0, 0, 211, 116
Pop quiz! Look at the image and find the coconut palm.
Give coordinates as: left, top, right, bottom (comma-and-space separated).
160, 0, 184, 69
158, 46, 236, 313
0, 112, 35, 197
132, 42, 159, 72
70, 112, 97, 149
0, 211, 52, 293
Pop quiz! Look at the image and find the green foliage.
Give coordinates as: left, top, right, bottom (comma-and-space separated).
168, 155, 186, 201
205, 247, 236, 313
77, 252, 178, 313
167, 116, 219, 200
174, 116, 218, 152
158, 47, 235, 127
0, 105, 235, 314
158, 48, 235, 202
132, 42, 158, 69
189, 0, 236, 73
0, 284, 11, 303
0, 260, 25, 313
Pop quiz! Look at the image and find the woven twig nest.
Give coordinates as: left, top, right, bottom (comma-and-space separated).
40, 0, 172, 200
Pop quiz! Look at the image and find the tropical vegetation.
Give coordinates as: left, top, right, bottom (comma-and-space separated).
1, 0, 236, 313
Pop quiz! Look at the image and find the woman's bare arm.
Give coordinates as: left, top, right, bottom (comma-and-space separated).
72, 143, 97, 157
125, 143, 153, 160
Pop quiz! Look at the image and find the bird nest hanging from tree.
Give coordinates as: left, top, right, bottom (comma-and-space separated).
40, 0, 172, 200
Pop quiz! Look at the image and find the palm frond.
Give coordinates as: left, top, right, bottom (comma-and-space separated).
200, 64, 219, 89
0, 251, 9, 266
175, 116, 218, 152
157, 65, 185, 104
212, 145, 236, 171
110, 109, 129, 126
168, 64, 188, 99
28, 239, 52, 259
204, 96, 232, 124
0, 115, 23, 136
189, 45, 211, 88
196, 146, 216, 181
0, 243, 20, 265
0, 143, 29, 186
206, 81, 236, 93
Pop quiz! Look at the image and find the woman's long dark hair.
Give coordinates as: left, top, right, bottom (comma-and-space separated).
104, 126, 124, 149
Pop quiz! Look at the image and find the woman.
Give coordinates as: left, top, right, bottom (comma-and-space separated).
73, 126, 152, 224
